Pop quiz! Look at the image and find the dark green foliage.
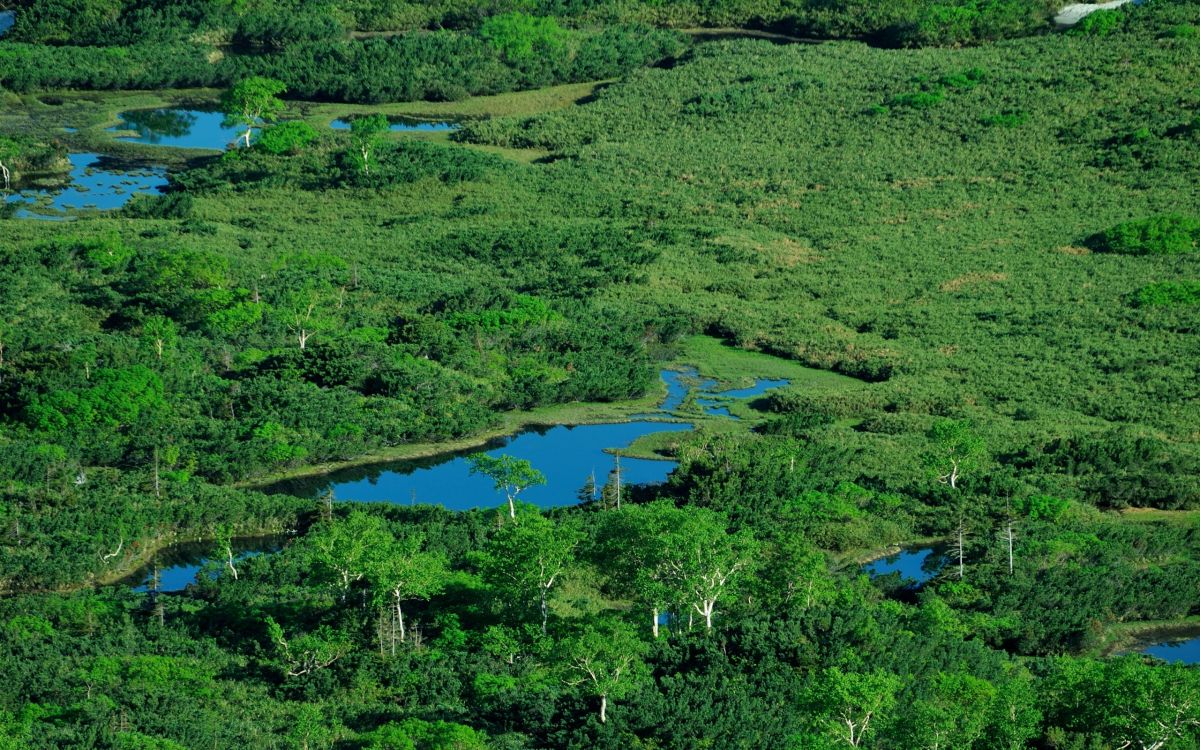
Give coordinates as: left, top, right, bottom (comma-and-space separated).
1091, 215, 1200, 255
0, 24, 685, 103
119, 192, 195, 219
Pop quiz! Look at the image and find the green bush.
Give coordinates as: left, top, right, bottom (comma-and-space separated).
1131, 280, 1200, 307
980, 111, 1028, 127
1163, 23, 1198, 38
478, 12, 566, 62
1072, 8, 1123, 36
1092, 215, 1200, 255
256, 121, 320, 155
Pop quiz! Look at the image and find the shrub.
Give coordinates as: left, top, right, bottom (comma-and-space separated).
1163, 23, 1198, 39
1131, 280, 1200, 307
1072, 9, 1122, 37
120, 192, 195, 219
479, 13, 566, 62
891, 89, 946, 109
256, 121, 319, 155
981, 111, 1028, 127
1091, 215, 1200, 255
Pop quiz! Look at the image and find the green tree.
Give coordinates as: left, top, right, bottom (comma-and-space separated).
367, 533, 448, 653
467, 453, 546, 519
926, 419, 987, 578
308, 512, 390, 599
140, 314, 178, 363
805, 667, 901, 748
899, 673, 996, 750
349, 114, 389, 176
1045, 656, 1200, 750
220, 76, 287, 148
478, 509, 580, 635
559, 619, 649, 724
0, 137, 17, 192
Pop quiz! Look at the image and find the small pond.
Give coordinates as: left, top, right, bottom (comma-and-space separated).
0, 11, 14, 37
274, 420, 694, 510
863, 546, 944, 586
109, 108, 245, 150
331, 117, 458, 133
5, 153, 167, 219
659, 367, 789, 419
121, 538, 284, 593
272, 368, 793, 510
1142, 634, 1200, 665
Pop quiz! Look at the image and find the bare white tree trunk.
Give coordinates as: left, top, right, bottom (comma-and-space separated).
0, 160, 9, 192
600, 694, 608, 724
614, 456, 621, 509
225, 543, 238, 580
652, 607, 659, 639
957, 522, 966, 579
1005, 521, 1014, 575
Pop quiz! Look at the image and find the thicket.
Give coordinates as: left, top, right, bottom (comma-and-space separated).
0, 25, 684, 103
1091, 214, 1200, 255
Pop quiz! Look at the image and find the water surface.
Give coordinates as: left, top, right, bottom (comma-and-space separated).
277, 420, 693, 510
331, 117, 458, 133
0, 11, 14, 37
5, 153, 167, 219
863, 546, 944, 585
123, 538, 283, 593
110, 109, 245, 150
1142, 634, 1200, 665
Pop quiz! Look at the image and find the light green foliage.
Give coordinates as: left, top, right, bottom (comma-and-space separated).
558, 619, 649, 722
256, 120, 318, 155
307, 512, 392, 593
479, 13, 566, 62
467, 453, 547, 517
348, 113, 389, 175
1095, 215, 1200, 255
477, 509, 581, 634
803, 667, 902, 748
1045, 656, 1200, 749
1131, 280, 1200, 307
220, 76, 287, 147
1013, 494, 1068, 521
926, 419, 987, 491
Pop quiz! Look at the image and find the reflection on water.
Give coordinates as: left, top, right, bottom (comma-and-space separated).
274, 420, 694, 510
122, 538, 284, 593
1142, 634, 1200, 665
331, 117, 458, 133
110, 109, 245, 150
863, 546, 944, 585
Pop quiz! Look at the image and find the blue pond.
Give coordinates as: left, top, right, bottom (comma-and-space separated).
109, 109, 245, 150
284, 420, 693, 510
864, 546, 943, 585
331, 117, 458, 133
126, 540, 280, 593
1142, 635, 1200, 665
0, 11, 14, 37
5, 153, 167, 219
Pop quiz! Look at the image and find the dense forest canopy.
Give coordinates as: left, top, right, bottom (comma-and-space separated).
1, 0, 1199, 747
